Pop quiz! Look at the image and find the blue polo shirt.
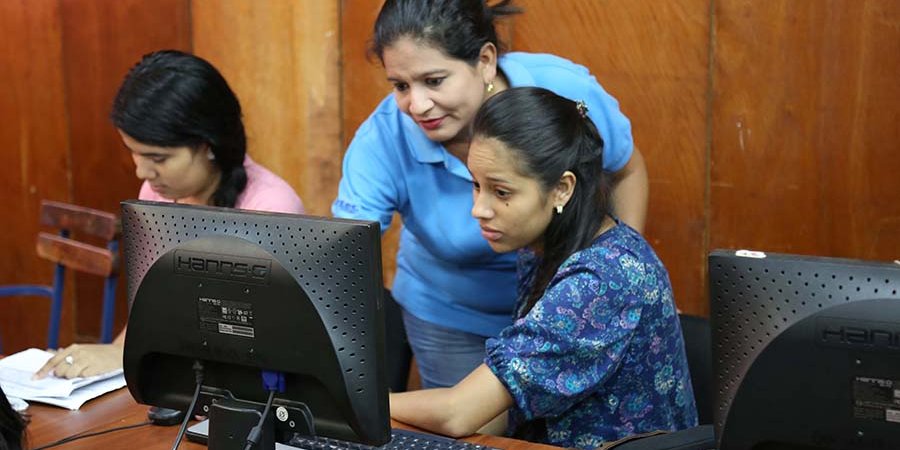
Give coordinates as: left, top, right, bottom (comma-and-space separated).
332, 52, 633, 337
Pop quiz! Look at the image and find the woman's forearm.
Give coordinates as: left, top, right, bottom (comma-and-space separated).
390, 365, 513, 438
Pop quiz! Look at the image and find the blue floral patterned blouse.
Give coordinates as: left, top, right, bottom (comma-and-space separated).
484, 222, 698, 449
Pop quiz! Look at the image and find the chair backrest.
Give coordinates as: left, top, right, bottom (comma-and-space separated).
0, 201, 120, 351
37, 200, 119, 276
41, 200, 121, 346
678, 314, 713, 425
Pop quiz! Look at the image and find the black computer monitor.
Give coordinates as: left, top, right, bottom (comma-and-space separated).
709, 250, 900, 450
120, 200, 390, 446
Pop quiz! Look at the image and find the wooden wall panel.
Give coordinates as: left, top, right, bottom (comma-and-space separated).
341, 0, 401, 287
192, 0, 342, 217
342, 1, 391, 150
7, 1, 894, 351
0, 0, 72, 352
512, 0, 711, 314
59, 0, 191, 341
711, 1, 900, 263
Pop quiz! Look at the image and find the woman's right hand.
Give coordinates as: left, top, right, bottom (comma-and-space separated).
32, 343, 124, 380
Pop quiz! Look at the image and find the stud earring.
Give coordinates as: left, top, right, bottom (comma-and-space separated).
555, 205, 563, 215
486, 81, 495, 93
207, 149, 215, 160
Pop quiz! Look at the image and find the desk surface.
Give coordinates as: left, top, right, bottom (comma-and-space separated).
25, 388, 562, 449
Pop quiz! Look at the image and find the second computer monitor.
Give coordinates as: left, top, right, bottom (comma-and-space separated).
709, 250, 900, 450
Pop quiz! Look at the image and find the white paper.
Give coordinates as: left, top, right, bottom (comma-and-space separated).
23, 373, 126, 410
5, 395, 28, 412
0, 348, 126, 410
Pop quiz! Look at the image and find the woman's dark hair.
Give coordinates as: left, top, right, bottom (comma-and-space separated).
111, 50, 247, 208
473, 87, 613, 315
371, 0, 521, 65
0, 385, 26, 450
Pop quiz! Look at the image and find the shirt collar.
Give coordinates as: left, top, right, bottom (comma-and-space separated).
400, 103, 472, 180
401, 113, 445, 163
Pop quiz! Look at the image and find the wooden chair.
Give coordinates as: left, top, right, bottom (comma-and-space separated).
0, 200, 119, 350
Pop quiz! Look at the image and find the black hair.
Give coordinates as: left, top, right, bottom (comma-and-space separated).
472, 87, 613, 315
110, 50, 247, 208
0, 385, 26, 450
371, 0, 521, 65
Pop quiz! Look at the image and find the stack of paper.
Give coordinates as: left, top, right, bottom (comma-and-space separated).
0, 348, 126, 410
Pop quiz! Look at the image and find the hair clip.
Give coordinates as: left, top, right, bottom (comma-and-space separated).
575, 100, 589, 118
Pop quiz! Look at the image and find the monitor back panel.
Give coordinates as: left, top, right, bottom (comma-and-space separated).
709, 250, 900, 450
121, 200, 390, 444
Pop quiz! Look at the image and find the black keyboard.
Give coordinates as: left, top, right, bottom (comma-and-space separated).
287, 428, 502, 450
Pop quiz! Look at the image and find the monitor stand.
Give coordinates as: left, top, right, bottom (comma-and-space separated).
191, 388, 315, 449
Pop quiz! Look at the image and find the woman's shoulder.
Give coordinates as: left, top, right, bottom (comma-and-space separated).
347, 93, 428, 162
502, 51, 589, 74
502, 52, 633, 173
560, 224, 666, 281
501, 52, 594, 88
353, 93, 406, 135
239, 157, 305, 214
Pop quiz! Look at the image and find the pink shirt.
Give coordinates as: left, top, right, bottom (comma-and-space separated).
139, 156, 304, 214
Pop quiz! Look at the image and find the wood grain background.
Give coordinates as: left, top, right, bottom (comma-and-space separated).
1, 0, 897, 351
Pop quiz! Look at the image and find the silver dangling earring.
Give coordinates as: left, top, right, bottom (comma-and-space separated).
555, 205, 564, 215
207, 149, 215, 160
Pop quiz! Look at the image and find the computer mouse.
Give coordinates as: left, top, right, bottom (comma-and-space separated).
147, 406, 185, 426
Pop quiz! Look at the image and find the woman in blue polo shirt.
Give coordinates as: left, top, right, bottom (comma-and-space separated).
332, 0, 649, 389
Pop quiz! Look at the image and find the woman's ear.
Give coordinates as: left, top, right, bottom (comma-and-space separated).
478, 42, 498, 85
555, 171, 576, 208
195, 142, 215, 161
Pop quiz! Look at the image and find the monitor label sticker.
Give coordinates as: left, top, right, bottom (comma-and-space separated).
853, 377, 900, 423
735, 249, 767, 258
198, 297, 256, 338
888, 409, 900, 424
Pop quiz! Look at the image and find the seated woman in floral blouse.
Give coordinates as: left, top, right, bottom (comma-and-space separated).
389, 87, 698, 449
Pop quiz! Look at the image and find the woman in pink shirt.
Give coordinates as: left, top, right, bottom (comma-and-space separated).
36, 50, 304, 380
118, 50, 303, 213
